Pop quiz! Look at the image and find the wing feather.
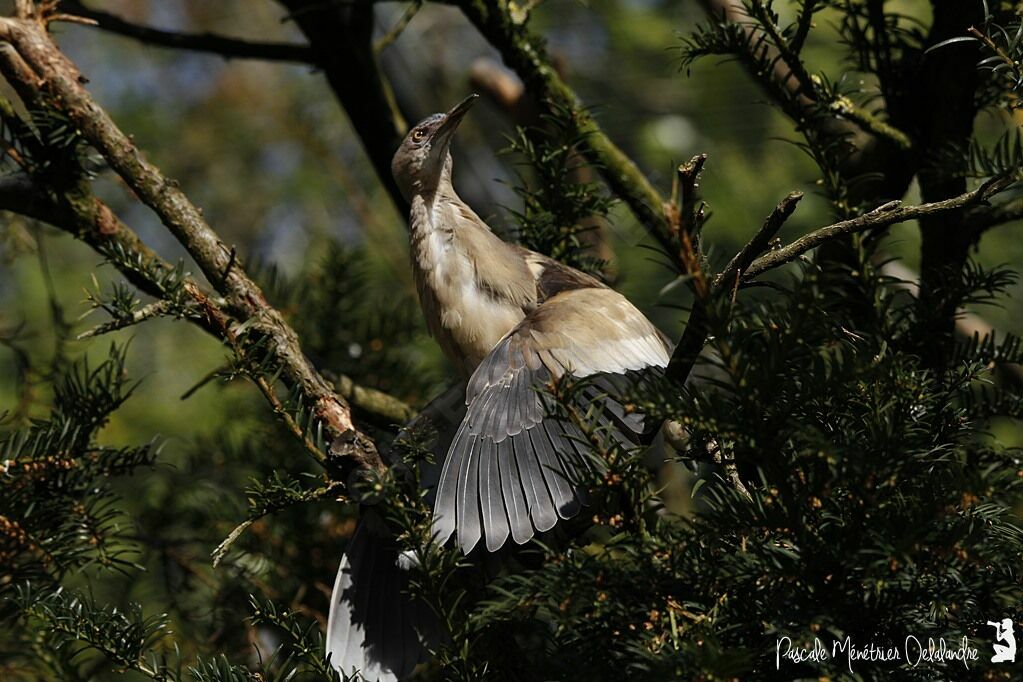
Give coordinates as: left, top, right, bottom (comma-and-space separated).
479, 444, 510, 552
529, 420, 578, 520
432, 286, 671, 553
501, 435, 532, 545
517, 428, 558, 533
456, 434, 482, 554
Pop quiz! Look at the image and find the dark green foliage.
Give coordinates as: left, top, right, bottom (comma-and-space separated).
1, 345, 152, 583
8, 243, 1022, 681
400, 255, 1023, 680
253, 243, 438, 402
0, 345, 163, 674
679, 3, 864, 216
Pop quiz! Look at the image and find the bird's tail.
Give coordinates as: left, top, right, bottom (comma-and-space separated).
326, 512, 436, 681
326, 385, 464, 680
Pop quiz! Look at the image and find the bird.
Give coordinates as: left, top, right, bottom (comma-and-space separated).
391, 93, 671, 554
326, 94, 671, 680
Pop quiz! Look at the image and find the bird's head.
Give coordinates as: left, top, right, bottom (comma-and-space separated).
391, 93, 478, 201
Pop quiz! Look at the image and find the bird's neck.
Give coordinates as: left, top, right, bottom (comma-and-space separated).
407, 186, 534, 375
409, 182, 479, 252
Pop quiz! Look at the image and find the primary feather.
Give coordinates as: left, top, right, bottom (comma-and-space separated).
430, 285, 670, 553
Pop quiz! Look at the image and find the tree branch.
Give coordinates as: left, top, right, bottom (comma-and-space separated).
829, 96, 912, 151
453, 0, 672, 246
665, 191, 803, 385
77, 298, 176, 340
664, 178, 1015, 386
743, 180, 1013, 281
0, 9, 386, 477
58, 1, 316, 64
717, 191, 803, 289
0, 171, 412, 446
373, 0, 422, 53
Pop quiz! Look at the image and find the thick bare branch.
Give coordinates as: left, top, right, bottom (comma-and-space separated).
59, 1, 316, 63
0, 13, 385, 475
0, 171, 413, 439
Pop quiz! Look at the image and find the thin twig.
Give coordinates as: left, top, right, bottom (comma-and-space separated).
373, 0, 422, 53
716, 191, 803, 289
967, 195, 1023, 235
678, 154, 708, 243
664, 180, 1009, 384
789, 0, 818, 55
58, 1, 317, 64
212, 481, 344, 568
744, 0, 817, 99
829, 97, 912, 151
696, 0, 912, 153
77, 298, 176, 340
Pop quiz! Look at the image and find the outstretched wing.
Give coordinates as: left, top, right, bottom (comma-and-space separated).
433, 287, 671, 554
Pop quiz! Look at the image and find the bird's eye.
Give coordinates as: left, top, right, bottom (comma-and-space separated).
411, 128, 425, 142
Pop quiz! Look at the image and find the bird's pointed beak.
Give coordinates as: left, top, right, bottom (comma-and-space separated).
436, 93, 479, 139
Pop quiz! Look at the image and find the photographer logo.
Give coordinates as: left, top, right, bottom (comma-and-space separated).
988, 618, 1016, 664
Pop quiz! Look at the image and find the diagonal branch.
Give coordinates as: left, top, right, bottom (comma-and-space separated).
716, 191, 803, 289
665, 178, 1016, 385
452, 0, 672, 246
58, 1, 316, 64
0, 9, 386, 477
0, 171, 413, 436
743, 179, 1013, 281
